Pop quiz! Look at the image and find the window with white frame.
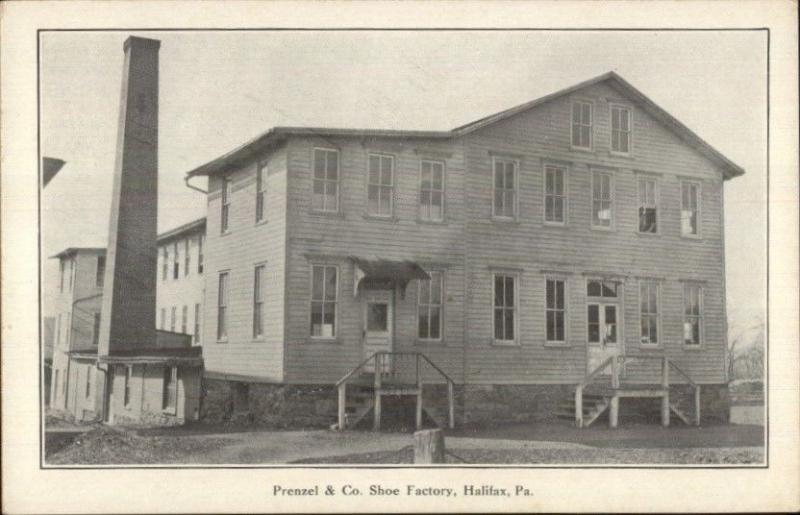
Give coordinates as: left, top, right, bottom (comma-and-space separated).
312, 148, 339, 212
544, 165, 567, 224
610, 105, 631, 153
123, 366, 132, 407
184, 239, 190, 276
571, 101, 593, 149
96, 255, 105, 287
419, 160, 445, 221
546, 278, 567, 344
591, 171, 613, 228
638, 176, 658, 233
681, 181, 701, 236
181, 305, 188, 334
221, 177, 232, 233
639, 280, 659, 345
253, 265, 265, 338
256, 161, 267, 222
683, 284, 703, 346
92, 312, 101, 346
194, 303, 201, 344
493, 158, 517, 219
493, 274, 516, 343
162, 366, 177, 412
310, 265, 337, 338
173, 242, 179, 279
162, 247, 168, 280
418, 271, 443, 340
217, 272, 229, 340
586, 279, 619, 345
170, 306, 176, 332
368, 154, 394, 217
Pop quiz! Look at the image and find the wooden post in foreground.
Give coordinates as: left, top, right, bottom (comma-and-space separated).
694, 386, 701, 426
609, 395, 619, 429
337, 383, 346, 430
373, 354, 382, 431
414, 428, 445, 464
661, 357, 670, 427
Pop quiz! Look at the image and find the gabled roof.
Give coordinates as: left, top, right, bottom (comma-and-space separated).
185, 71, 744, 180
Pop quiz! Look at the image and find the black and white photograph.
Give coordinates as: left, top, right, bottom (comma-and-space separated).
2, 1, 798, 513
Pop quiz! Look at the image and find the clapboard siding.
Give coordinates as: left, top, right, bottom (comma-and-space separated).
463, 81, 727, 384
202, 147, 287, 381
283, 136, 467, 384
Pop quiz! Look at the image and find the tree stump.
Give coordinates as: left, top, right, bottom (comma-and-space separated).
413, 428, 445, 464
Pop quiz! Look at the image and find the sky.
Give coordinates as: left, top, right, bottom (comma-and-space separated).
40, 30, 767, 334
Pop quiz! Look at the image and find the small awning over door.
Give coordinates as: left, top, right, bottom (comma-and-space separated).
350, 257, 430, 297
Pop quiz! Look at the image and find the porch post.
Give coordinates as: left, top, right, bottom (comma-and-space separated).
373, 353, 382, 431
415, 354, 423, 430
337, 383, 346, 430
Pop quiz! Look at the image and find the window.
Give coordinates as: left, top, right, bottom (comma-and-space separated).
123, 366, 132, 407
256, 161, 267, 222
162, 247, 168, 280
544, 165, 567, 224
85, 365, 92, 398
419, 160, 445, 221
56, 314, 61, 345
170, 306, 176, 332
184, 239, 190, 276
173, 242, 179, 279
681, 181, 701, 236
160, 308, 166, 330
221, 177, 231, 233
683, 284, 703, 346
253, 265, 265, 338
312, 148, 339, 212
587, 279, 619, 345
587, 279, 619, 298
571, 101, 593, 149
610, 105, 631, 154
310, 265, 337, 338
493, 274, 516, 344
96, 255, 106, 287
92, 312, 101, 346
638, 177, 658, 233
367, 154, 394, 217
181, 305, 188, 334
492, 158, 517, 219
162, 366, 177, 413
59, 260, 65, 292
591, 171, 613, 228
418, 271, 444, 340
639, 281, 660, 345
194, 303, 201, 344
546, 278, 566, 344
197, 235, 204, 274
217, 272, 229, 340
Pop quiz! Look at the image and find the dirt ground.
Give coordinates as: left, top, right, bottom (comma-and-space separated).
45, 419, 765, 465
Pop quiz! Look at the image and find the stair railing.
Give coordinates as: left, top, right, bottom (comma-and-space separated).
334, 351, 456, 431
574, 355, 617, 428
668, 360, 702, 426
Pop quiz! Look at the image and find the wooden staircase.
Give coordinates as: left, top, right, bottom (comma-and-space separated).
334, 352, 455, 431
572, 355, 702, 428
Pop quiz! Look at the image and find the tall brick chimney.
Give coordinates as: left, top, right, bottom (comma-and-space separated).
97, 36, 160, 356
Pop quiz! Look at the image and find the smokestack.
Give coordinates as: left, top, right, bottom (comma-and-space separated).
97, 36, 160, 356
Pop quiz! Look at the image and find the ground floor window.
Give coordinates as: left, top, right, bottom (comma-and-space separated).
418, 271, 443, 340
639, 280, 660, 345
683, 284, 703, 346
162, 366, 177, 413
546, 278, 566, 343
493, 274, 516, 344
310, 265, 338, 338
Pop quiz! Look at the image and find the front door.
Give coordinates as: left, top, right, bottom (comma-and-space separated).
363, 290, 393, 373
587, 303, 619, 374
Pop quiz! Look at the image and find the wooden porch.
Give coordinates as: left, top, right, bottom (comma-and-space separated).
333, 351, 455, 431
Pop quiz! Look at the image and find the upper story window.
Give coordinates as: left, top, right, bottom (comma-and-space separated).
310, 265, 338, 338
546, 277, 567, 344
256, 161, 267, 222
493, 273, 517, 344
217, 272, 229, 341
96, 255, 105, 288
683, 283, 703, 346
419, 160, 445, 222
184, 239, 190, 276
610, 105, 631, 154
161, 247, 168, 280
544, 165, 567, 224
368, 154, 394, 217
418, 271, 444, 341
253, 265, 265, 338
312, 148, 339, 212
681, 180, 701, 237
571, 100, 593, 149
638, 176, 658, 233
639, 280, 660, 346
492, 158, 517, 219
591, 170, 614, 228
221, 177, 232, 233
197, 235, 204, 274
172, 242, 179, 279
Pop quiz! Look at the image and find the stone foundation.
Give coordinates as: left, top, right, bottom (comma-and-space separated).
462, 384, 574, 426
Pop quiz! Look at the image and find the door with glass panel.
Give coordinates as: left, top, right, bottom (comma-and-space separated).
586, 279, 622, 374
363, 290, 393, 373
